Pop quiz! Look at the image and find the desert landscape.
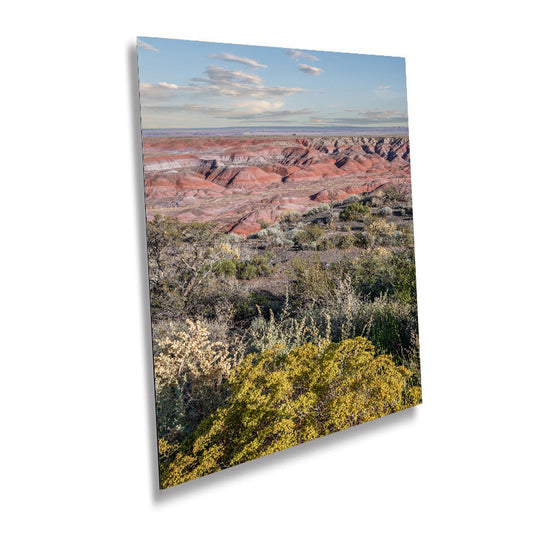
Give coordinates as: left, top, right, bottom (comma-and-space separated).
143, 135, 411, 234
138, 37, 420, 489
145, 133, 421, 488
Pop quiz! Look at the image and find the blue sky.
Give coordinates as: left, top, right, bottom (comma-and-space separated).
137, 37, 409, 129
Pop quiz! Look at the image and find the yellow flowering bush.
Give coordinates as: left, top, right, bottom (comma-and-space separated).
367, 218, 396, 239
214, 241, 240, 260
159, 336, 421, 488
360, 246, 391, 258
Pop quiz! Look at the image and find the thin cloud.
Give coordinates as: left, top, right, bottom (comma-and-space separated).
210, 52, 267, 69
344, 110, 405, 119
158, 82, 181, 89
141, 65, 306, 102
139, 82, 198, 102
137, 39, 159, 52
236, 100, 284, 114
372, 85, 402, 98
286, 49, 319, 62
321, 109, 408, 126
143, 104, 226, 115
142, 103, 312, 121
298, 64, 324, 76
229, 109, 312, 120
193, 65, 264, 86
195, 66, 305, 98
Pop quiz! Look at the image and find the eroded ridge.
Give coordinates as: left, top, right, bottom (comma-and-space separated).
143, 135, 411, 234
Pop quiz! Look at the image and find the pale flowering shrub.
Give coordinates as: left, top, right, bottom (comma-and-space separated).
360, 246, 391, 258
367, 218, 395, 238
333, 194, 361, 207
278, 209, 300, 223
304, 203, 331, 216
154, 319, 234, 443
220, 232, 246, 244
365, 218, 396, 246
214, 241, 240, 260
285, 222, 304, 239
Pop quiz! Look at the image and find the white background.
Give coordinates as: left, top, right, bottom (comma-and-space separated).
2, 1, 532, 531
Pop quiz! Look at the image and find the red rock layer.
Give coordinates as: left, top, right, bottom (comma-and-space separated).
143, 136, 411, 234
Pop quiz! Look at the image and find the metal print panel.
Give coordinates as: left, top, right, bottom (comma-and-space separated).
137, 37, 422, 489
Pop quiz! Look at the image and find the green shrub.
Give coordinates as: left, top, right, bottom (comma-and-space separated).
353, 232, 370, 248
233, 292, 271, 322
382, 185, 408, 203
159, 337, 421, 487
265, 236, 293, 249
213, 259, 237, 277
285, 222, 304, 239
220, 232, 246, 244
323, 280, 418, 363
378, 206, 393, 217
236, 253, 274, 280
346, 249, 417, 304
390, 252, 417, 304
391, 224, 414, 247
278, 209, 301, 224
316, 237, 336, 251
370, 195, 384, 207
146, 215, 238, 320
295, 223, 324, 244
336, 234, 355, 250
246, 303, 331, 356
333, 194, 361, 207
304, 203, 331, 216
339, 201, 371, 221
251, 223, 293, 247
238, 262, 258, 280
289, 256, 336, 307
243, 271, 419, 365
360, 194, 383, 208
254, 223, 281, 239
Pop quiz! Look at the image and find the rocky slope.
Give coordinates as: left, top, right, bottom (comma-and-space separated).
143, 136, 411, 234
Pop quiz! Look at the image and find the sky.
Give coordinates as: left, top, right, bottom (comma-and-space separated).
137, 37, 409, 129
